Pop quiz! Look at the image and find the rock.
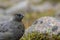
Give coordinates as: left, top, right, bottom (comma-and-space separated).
0, 14, 25, 40
25, 16, 60, 35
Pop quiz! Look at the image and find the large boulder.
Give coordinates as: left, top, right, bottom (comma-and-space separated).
25, 16, 60, 35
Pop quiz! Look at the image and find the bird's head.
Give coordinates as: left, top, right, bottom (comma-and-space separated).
13, 14, 24, 22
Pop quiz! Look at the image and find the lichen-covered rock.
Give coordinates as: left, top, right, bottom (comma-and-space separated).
25, 16, 60, 35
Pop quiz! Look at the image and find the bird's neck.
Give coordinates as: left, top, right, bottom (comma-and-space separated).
13, 18, 21, 22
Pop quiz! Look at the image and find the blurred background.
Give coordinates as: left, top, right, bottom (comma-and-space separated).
0, 0, 60, 28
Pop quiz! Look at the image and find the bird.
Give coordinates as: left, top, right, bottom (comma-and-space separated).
0, 13, 25, 40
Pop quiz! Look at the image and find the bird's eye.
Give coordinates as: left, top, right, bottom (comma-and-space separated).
15, 13, 20, 15
17, 14, 21, 16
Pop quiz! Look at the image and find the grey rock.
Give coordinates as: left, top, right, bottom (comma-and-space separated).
25, 16, 60, 35
0, 14, 25, 40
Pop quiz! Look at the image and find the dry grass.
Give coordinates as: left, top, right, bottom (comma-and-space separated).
23, 10, 55, 28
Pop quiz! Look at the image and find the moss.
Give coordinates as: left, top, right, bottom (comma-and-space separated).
20, 31, 60, 40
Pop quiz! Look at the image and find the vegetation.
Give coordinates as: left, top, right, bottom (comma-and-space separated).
47, 0, 60, 3
20, 31, 60, 40
23, 10, 55, 28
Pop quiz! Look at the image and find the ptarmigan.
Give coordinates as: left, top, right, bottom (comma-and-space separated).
0, 14, 25, 40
